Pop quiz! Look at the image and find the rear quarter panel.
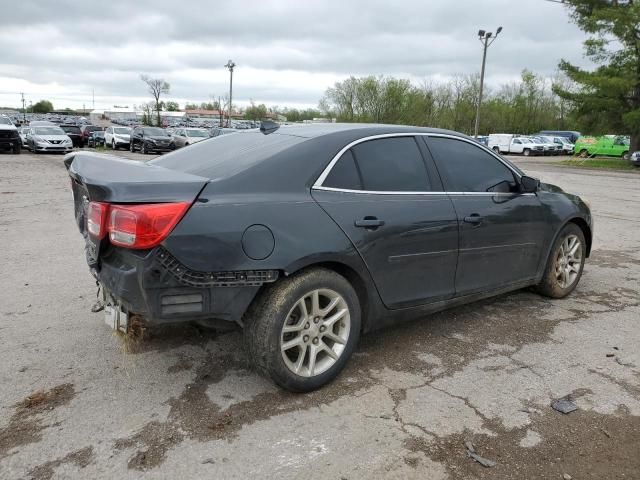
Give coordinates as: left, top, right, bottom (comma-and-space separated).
163, 189, 370, 276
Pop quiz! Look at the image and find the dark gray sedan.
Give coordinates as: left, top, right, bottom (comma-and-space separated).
65, 123, 592, 391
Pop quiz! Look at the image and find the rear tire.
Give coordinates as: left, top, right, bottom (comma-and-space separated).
535, 223, 586, 299
579, 149, 589, 158
130, 141, 134, 152
493, 146, 500, 154
12, 144, 20, 154
141, 142, 148, 154
622, 151, 630, 160
243, 268, 361, 392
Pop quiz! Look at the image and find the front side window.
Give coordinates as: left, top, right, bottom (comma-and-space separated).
428, 137, 518, 193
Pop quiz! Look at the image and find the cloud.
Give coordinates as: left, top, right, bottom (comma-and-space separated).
0, 0, 590, 110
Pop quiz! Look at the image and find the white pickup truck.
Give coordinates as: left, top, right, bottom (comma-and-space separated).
488, 134, 545, 156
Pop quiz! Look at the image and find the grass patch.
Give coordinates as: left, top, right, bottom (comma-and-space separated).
560, 158, 637, 171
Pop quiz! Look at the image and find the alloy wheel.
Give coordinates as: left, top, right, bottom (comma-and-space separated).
280, 289, 350, 378
555, 234, 583, 289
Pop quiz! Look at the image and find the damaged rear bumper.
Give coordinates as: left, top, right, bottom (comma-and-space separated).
92, 246, 278, 325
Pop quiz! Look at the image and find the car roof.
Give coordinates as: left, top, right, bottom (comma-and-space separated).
270, 123, 467, 140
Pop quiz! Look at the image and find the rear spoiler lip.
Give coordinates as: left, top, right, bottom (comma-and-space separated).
65, 151, 210, 204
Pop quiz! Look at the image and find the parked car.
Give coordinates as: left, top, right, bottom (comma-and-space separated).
549, 136, 574, 155
87, 131, 106, 148
630, 151, 640, 167
539, 130, 582, 143
60, 125, 83, 147
104, 126, 132, 150
18, 127, 30, 148
79, 125, 103, 147
171, 128, 210, 148
26, 126, 73, 153
474, 135, 488, 146
210, 127, 238, 137
531, 136, 562, 156
65, 124, 592, 391
0, 115, 21, 154
488, 134, 544, 156
129, 126, 175, 154
574, 136, 630, 159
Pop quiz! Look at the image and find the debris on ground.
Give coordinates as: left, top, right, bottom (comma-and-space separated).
551, 397, 578, 414
563, 474, 573, 480
606, 353, 615, 358
464, 439, 496, 468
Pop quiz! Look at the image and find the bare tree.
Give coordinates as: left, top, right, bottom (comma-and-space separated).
140, 74, 170, 126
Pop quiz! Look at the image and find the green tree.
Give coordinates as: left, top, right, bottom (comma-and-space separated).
31, 100, 53, 113
184, 103, 198, 110
554, 0, 640, 152
244, 101, 268, 120
140, 74, 170, 126
165, 101, 180, 111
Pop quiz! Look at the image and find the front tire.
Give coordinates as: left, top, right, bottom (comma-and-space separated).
130, 141, 134, 152
12, 144, 21, 154
243, 268, 361, 392
535, 223, 586, 299
112, 140, 116, 150
141, 142, 148, 154
579, 149, 589, 158
523, 149, 531, 156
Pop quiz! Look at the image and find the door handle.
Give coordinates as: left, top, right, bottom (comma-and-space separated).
354, 217, 385, 229
463, 214, 483, 225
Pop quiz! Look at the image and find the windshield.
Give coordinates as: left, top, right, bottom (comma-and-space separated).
0, 117, 12, 125
85, 126, 101, 132
186, 129, 209, 137
61, 126, 81, 133
114, 127, 131, 134
520, 138, 532, 144
33, 127, 65, 135
143, 127, 168, 136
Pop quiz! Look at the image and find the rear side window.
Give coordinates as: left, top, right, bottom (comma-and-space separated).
323, 150, 362, 190
351, 137, 430, 191
427, 137, 517, 193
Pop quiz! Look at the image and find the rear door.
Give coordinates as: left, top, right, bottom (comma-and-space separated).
312, 135, 459, 309
425, 135, 548, 296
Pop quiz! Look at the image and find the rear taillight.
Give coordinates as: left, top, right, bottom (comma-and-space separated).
87, 201, 109, 239
108, 202, 190, 249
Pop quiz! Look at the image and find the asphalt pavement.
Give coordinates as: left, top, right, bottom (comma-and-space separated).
0, 149, 638, 479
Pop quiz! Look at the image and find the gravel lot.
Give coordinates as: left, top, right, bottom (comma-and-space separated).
1, 149, 639, 479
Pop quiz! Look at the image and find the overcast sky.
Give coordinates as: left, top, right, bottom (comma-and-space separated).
0, 0, 590, 111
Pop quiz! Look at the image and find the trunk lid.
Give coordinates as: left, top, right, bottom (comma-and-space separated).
65, 152, 209, 267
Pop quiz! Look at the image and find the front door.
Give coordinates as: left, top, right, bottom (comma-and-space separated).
425, 136, 548, 295
312, 136, 459, 309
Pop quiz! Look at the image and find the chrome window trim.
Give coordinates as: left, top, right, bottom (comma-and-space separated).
312, 132, 525, 194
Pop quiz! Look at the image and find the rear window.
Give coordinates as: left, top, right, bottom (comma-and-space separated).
150, 131, 305, 180
62, 126, 81, 133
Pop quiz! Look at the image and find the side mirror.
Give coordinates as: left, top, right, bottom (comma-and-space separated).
520, 175, 540, 193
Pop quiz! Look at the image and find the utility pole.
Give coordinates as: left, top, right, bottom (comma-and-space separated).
474, 27, 502, 138
21, 93, 26, 123
92, 88, 95, 109
224, 59, 236, 127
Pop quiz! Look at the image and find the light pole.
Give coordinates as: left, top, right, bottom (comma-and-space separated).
224, 59, 236, 127
474, 26, 502, 138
